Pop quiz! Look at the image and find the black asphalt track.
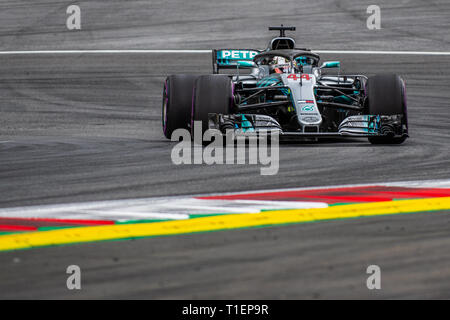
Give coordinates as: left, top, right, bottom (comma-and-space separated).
0, 0, 449, 299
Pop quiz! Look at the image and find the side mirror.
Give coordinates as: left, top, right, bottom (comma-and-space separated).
320, 61, 340, 69
237, 60, 256, 68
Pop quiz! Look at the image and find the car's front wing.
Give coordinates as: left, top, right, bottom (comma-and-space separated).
208, 113, 408, 139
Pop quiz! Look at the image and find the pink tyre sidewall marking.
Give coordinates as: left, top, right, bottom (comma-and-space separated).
163, 80, 169, 134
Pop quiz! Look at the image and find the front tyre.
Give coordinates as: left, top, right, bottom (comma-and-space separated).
366, 74, 408, 144
192, 75, 233, 135
162, 75, 197, 139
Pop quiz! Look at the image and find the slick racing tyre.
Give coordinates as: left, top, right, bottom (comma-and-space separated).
192, 75, 233, 135
366, 74, 408, 144
162, 74, 197, 139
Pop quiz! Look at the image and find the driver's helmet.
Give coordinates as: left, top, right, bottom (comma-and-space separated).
269, 56, 291, 74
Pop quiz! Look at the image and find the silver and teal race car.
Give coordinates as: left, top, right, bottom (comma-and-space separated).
162, 25, 408, 144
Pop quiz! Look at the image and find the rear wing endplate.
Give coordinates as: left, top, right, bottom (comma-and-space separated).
213, 49, 260, 74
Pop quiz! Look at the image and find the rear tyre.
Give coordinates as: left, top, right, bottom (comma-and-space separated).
192, 75, 233, 136
366, 74, 408, 144
162, 75, 197, 139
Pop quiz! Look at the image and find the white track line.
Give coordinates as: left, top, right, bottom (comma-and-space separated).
0, 179, 448, 222
0, 50, 449, 55
225, 200, 328, 208
83, 211, 190, 220
197, 178, 450, 198
158, 204, 262, 213
0, 197, 328, 220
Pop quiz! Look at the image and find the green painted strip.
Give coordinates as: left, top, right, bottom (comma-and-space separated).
37, 226, 79, 231
0, 231, 21, 235
189, 213, 226, 219
260, 208, 300, 212
115, 219, 171, 225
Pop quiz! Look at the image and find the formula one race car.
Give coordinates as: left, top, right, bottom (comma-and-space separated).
162, 25, 408, 144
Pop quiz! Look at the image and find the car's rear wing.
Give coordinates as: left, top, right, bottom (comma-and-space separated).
212, 49, 261, 74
